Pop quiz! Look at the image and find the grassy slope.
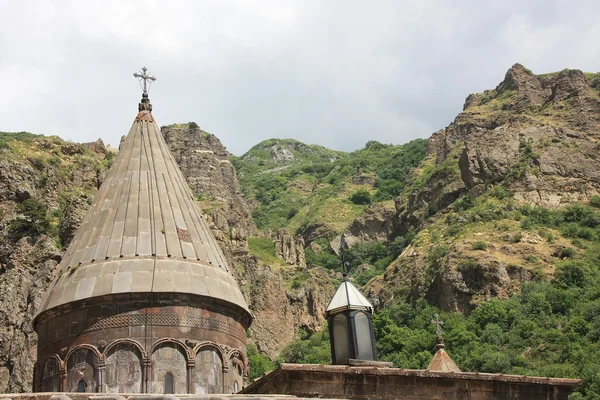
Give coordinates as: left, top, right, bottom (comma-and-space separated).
232, 138, 428, 237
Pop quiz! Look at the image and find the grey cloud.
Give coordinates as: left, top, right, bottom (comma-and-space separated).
0, 0, 599, 155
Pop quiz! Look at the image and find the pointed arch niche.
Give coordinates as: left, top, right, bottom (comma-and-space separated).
228, 352, 244, 394
40, 356, 61, 392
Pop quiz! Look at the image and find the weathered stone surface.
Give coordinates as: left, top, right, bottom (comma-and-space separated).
377, 65, 600, 312
162, 125, 255, 241
274, 231, 306, 267
340, 203, 395, 249
82, 139, 107, 155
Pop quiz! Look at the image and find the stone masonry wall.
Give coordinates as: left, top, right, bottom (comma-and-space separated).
34, 293, 248, 394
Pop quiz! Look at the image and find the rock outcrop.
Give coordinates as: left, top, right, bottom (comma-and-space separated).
340, 203, 395, 248
399, 64, 600, 235
274, 230, 307, 267
377, 64, 600, 313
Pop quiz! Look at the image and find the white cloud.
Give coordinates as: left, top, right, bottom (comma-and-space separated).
0, 0, 599, 154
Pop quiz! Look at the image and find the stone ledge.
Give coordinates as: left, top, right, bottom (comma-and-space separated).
0, 394, 324, 400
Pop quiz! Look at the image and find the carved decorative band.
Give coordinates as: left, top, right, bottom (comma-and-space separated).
81, 313, 245, 341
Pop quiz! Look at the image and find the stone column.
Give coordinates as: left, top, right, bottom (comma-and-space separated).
142, 358, 152, 393
59, 369, 67, 392
97, 361, 106, 393
222, 364, 229, 394
186, 360, 195, 394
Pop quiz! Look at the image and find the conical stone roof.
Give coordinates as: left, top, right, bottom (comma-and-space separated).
427, 344, 462, 373
34, 94, 250, 322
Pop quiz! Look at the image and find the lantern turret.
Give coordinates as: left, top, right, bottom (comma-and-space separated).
325, 278, 377, 364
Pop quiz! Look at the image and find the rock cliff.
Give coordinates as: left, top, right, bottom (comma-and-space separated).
374, 64, 600, 313
0, 136, 105, 392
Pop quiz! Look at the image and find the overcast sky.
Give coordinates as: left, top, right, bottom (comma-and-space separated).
1, 1, 599, 155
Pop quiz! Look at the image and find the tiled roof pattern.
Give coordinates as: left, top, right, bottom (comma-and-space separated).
35, 109, 250, 318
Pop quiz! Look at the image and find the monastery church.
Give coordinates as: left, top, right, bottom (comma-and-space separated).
33, 69, 250, 393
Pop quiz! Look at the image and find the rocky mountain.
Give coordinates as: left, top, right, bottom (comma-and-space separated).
162, 124, 333, 358
0, 134, 107, 392
371, 64, 600, 313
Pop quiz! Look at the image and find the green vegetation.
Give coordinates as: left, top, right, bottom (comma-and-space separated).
0, 131, 42, 147
247, 343, 277, 380
285, 268, 600, 398
279, 328, 332, 364
349, 189, 372, 205
248, 237, 283, 266
472, 241, 488, 250
232, 138, 427, 233
8, 198, 52, 241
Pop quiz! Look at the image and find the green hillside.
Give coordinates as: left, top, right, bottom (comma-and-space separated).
232, 138, 428, 235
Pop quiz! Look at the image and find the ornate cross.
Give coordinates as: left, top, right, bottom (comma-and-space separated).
431, 313, 445, 342
133, 67, 157, 94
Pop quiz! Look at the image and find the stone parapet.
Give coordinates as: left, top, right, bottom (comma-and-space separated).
242, 363, 582, 400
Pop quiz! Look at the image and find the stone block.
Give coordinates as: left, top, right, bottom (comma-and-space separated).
131, 271, 153, 291
74, 277, 96, 300
92, 273, 113, 297
112, 271, 132, 293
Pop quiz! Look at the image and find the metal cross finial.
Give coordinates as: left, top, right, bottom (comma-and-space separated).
431, 313, 445, 342
133, 67, 157, 94
340, 254, 350, 281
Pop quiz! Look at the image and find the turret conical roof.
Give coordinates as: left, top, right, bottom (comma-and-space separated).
326, 279, 373, 315
34, 93, 250, 322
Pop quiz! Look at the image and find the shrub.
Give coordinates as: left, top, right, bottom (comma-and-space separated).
188, 121, 200, 130
472, 241, 488, 251
427, 202, 439, 216
590, 195, 600, 208
349, 189, 372, 205
454, 195, 475, 211
248, 237, 280, 265
491, 186, 514, 200
558, 247, 576, 259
